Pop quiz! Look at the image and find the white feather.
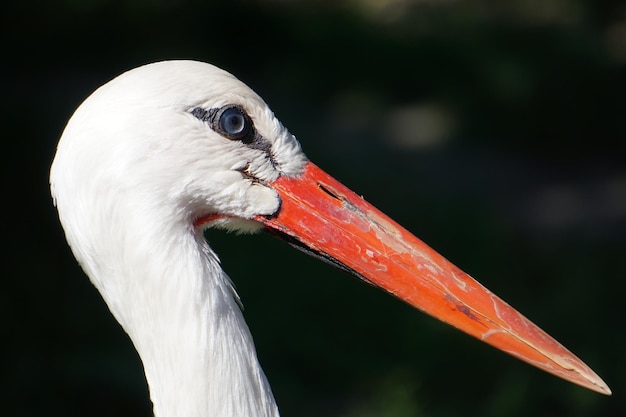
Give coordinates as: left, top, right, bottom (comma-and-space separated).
50, 60, 308, 417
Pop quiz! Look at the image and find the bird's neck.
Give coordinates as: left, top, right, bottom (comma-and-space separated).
92, 217, 279, 417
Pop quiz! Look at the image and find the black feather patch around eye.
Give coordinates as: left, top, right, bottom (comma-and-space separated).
190, 105, 274, 158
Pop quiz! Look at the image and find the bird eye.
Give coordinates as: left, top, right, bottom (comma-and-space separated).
213, 106, 251, 140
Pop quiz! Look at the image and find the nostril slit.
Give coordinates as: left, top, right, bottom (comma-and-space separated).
319, 183, 340, 200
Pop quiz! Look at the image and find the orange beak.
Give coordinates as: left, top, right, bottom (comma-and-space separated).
253, 161, 610, 395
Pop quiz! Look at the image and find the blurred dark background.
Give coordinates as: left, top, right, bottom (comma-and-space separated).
2, 0, 625, 416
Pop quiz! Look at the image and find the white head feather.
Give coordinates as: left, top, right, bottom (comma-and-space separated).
50, 60, 308, 417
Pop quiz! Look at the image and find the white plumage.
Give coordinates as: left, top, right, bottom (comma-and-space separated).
51, 61, 299, 417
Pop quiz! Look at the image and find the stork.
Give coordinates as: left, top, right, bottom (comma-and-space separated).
50, 60, 610, 417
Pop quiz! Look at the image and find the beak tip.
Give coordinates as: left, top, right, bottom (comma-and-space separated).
550, 355, 611, 395
586, 375, 612, 396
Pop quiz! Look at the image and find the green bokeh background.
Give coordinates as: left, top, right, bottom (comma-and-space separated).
3, 1, 625, 416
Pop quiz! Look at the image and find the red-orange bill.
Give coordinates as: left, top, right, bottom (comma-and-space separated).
254, 161, 610, 395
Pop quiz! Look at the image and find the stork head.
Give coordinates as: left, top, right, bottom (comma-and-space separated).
50, 60, 610, 396
51, 61, 306, 240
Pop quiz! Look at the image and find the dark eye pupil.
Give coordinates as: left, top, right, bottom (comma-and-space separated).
220, 108, 246, 135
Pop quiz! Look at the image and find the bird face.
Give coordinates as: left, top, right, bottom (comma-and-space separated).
179, 95, 307, 232
50, 60, 610, 397
52, 61, 307, 236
